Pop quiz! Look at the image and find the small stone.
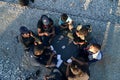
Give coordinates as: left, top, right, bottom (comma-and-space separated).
7, 47, 9, 50
61, 45, 66, 49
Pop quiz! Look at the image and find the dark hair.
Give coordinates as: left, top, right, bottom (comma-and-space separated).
91, 43, 101, 50
34, 44, 44, 55
41, 15, 48, 20
19, 26, 29, 34
61, 13, 68, 22
78, 27, 89, 36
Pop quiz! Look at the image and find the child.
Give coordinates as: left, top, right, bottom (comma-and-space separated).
71, 24, 92, 48
59, 13, 73, 32
33, 44, 63, 69
78, 43, 102, 63
87, 43, 102, 63
37, 15, 55, 47
74, 24, 91, 41
19, 26, 35, 52
33, 44, 57, 66
66, 57, 90, 80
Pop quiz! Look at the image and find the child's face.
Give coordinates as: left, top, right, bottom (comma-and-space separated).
88, 45, 98, 54
22, 33, 30, 38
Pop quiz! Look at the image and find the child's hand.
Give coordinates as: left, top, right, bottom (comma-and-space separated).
30, 32, 33, 37
34, 42, 38, 45
44, 32, 49, 36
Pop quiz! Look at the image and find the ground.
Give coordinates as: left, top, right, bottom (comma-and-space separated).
0, 0, 120, 80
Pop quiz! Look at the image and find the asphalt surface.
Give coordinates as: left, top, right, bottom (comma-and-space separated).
0, 0, 120, 80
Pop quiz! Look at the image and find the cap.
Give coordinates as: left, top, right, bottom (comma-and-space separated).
19, 26, 29, 34
41, 15, 50, 25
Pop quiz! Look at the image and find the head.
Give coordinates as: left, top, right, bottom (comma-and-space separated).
61, 13, 68, 22
76, 26, 89, 40
70, 64, 82, 76
76, 26, 89, 36
19, 26, 30, 38
41, 15, 50, 26
34, 44, 44, 56
88, 43, 101, 54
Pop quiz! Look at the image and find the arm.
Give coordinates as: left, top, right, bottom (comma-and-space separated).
60, 25, 68, 29
48, 26, 55, 36
68, 19, 73, 31
37, 28, 47, 36
71, 57, 88, 65
46, 53, 55, 65
37, 20, 45, 36
66, 63, 71, 77
68, 18, 73, 25
30, 31, 42, 44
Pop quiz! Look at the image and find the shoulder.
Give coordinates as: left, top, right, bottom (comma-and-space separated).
66, 16, 72, 22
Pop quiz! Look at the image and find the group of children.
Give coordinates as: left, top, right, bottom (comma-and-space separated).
18, 13, 103, 80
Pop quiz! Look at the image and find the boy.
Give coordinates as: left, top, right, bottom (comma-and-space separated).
33, 44, 63, 68
37, 15, 55, 47
59, 13, 73, 32
19, 26, 35, 52
78, 43, 102, 63
73, 25, 89, 48
33, 44, 64, 68
66, 57, 90, 80
86, 43, 102, 63
33, 44, 55, 65
74, 24, 91, 41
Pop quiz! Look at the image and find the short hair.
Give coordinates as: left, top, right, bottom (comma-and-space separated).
61, 13, 68, 22
91, 43, 101, 50
70, 63, 82, 75
77, 27, 89, 36
34, 44, 44, 56
19, 26, 29, 34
